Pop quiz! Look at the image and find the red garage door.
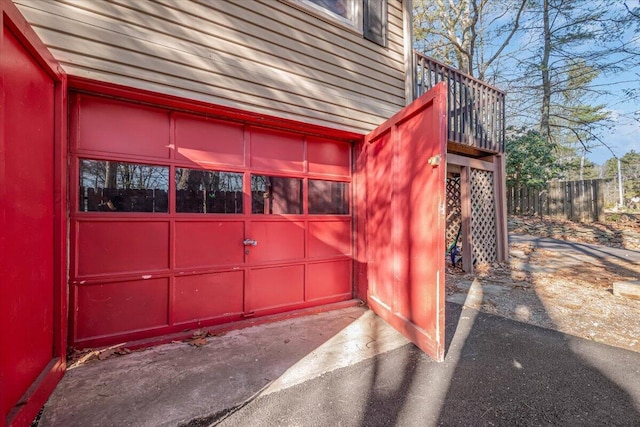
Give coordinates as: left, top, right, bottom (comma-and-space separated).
1, 1, 66, 425
69, 93, 354, 348
363, 84, 448, 362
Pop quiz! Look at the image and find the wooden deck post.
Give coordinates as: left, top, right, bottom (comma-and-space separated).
460, 165, 473, 272
494, 153, 509, 262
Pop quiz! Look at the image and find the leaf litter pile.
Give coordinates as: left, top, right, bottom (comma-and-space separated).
446, 221, 640, 352
182, 328, 216, 347
67, 328, 225, 368
67, 346, 133, 369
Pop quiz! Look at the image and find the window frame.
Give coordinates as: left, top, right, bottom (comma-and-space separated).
283, 0, 363, 34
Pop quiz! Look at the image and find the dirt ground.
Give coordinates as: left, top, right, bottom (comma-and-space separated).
446, 215, 640, 353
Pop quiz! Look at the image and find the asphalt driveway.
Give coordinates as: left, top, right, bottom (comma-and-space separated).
197, 303, 640, 426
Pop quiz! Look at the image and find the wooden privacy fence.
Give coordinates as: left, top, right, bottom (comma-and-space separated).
507, 179, 604, 222
80, 187, 169, 212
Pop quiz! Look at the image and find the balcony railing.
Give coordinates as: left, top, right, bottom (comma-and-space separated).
414, 52, 505, 153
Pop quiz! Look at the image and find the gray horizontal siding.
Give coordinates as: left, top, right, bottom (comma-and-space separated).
15, 0, 408, 134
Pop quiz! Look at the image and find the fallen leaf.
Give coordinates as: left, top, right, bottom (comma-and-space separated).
98, 348, 116, 360
188, 337, 208, 347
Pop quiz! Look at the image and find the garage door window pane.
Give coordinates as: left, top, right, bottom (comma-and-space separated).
79, 159, 168, 212
252, 175, 302, 214
308, 180, 349, 214
176, 169, 243, 214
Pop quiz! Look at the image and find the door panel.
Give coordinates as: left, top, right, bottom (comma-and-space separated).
0, 1, 66, 425
364, 83, 448, 361
76, 221, 170, 275
306, 260, 352, 301
174, 113, 245, 167
366, 130, 395, 307
174, 272, 244, 324
250, 128, 304, 172
248, 221, 305, 263
75, 279, 169, 340
307, 220, 352, 258
174, 221, 245, 268
307, 137, 351, 176
73, 95, 171, 159
246, 265, 305, 312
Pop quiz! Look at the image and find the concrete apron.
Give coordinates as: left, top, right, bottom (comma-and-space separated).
39, 306, 410, 427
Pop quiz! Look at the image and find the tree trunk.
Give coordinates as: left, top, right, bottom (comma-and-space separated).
539, 0, 552, 143
104, 161, 118, 189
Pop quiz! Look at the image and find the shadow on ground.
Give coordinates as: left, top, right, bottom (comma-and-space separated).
39, 236, 640, 427
212, 303, 640, 426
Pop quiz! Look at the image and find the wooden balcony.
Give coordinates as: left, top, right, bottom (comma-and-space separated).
414, 52, 505, 155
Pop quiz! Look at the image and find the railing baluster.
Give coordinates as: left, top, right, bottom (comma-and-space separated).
463, 76, 468, 146
478, 82, 482, 149
482, 87, 488, 149
420, 56, 426, 96
492, 89, 497, 151
495, 90, 500, 152
466, 77, 470, 146
447, 69, 453, 142
451, 70, 457, 142
499, 93, 506, 153
458, 74, 463, 145
456, 72, 462, 144
482, 84, 487, 149
492, 90, 497, 150
471, 80, 476, 147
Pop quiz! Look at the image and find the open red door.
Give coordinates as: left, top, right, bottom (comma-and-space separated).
0, 1, 67, 426
362, 82, 447, 361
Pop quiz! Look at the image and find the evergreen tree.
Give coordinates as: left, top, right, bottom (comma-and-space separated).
506, 128, 560, 188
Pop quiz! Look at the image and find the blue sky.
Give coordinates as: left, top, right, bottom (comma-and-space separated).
587, 37, 639, 164
587, 104, 639, 164
580, 6, 639, 165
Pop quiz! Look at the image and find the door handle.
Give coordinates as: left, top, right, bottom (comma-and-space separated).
243, 239, 258, 246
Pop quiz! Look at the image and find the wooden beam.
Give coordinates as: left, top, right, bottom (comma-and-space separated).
448, 153, 495, 172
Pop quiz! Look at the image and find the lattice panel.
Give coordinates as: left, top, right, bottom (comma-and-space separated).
471, 169, 497, 265
446, 176, 462, 248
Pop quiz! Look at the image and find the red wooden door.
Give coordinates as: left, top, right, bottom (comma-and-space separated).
0, 1, 66, 426
364, 83, 448, 361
